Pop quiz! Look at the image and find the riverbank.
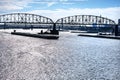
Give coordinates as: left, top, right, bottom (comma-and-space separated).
78, 33, 120, 40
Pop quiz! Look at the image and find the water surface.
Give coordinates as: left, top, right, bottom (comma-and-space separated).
0, 29, 120, 80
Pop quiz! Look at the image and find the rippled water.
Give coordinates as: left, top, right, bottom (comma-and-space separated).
0, 29, 120, 80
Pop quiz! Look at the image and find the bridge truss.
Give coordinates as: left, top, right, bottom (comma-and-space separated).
56, 15, 115, 25
0, 13, 54, 29
0, 13, 116, 30
56, 15, 116, 30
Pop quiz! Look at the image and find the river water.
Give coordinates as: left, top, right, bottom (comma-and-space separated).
0, 29, 120, 80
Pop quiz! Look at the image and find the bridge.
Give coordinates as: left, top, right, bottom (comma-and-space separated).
0, 13, 54, 29
55, 15, 115, 30
0, 13, 116, 31
56, 15, 115, 25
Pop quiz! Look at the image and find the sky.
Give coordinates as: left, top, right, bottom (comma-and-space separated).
0, 0, 120, 23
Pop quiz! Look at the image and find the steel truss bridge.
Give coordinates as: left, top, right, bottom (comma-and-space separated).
56, 15, 115, 25
55, 15, 116, 30
0, 13, 54, 29
0, 13, 116, 30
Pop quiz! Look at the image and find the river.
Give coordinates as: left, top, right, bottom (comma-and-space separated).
0, 29, 120, 80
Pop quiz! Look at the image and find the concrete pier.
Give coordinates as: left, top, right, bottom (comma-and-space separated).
115, 25, 119, 36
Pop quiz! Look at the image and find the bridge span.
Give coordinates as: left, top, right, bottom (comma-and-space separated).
55, 15, 116, 30
0, 13, 116, 31
0, 13, 54, 29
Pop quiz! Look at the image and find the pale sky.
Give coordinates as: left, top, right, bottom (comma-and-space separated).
0, 0, 120, 23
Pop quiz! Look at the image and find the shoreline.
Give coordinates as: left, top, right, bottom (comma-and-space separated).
78, 33, 120, 40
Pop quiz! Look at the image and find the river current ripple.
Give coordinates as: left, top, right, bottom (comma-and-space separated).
0, 29, 120, 80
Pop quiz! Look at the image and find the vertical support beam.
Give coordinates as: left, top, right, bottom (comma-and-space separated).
47, 18, 48, 23
96, 16, 97, 24
3, 15, 5, 29
115, 25, 118, 36
14, 14, 15, 23
25, 14, 27, 28
40, 16, 41, 23
68, 17, 70, 23
53, 23, 56, 31
82, 15, 83, 24
18, 13, 19, 23
61, 18, 63, 30
11, 14, 12, 22
32, 14, 34, 24
88, 16, 90, 25
75, 16, 77, 22
4, 23, 6, 29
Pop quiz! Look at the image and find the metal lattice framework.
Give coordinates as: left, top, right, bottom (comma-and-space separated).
0, 13, 54, 24
0, 14, 116, 30
56, 15, 116, 25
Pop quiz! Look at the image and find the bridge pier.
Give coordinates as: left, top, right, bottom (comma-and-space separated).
50, 23, 59, 35
115, 25, 119, 36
